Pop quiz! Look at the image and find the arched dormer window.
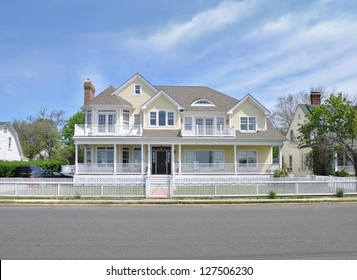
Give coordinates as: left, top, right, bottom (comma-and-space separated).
191, 99, 215, 107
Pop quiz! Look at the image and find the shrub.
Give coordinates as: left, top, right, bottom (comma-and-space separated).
332, 169, 349, 177
268, 190, 277, 199
0, 158, 69, 177
336, 188, 344, 198
273, 168, 289, 178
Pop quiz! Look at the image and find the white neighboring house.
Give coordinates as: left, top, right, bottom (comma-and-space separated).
0, 122, 26, 161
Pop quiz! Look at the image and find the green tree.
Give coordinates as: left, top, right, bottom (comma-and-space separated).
13, 108, 66, 160
60, 111, 84, 164
298, 93, 357, 175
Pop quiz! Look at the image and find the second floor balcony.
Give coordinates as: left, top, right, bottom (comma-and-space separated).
74, 124, 142, 137
181, 125, 235, 137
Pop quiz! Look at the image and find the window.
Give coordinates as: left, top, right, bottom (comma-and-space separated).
98, 110, 116, 133
150, 112, 157, 126
123, 110, 130, 128
159, 111, 166, 126
240, 116, 256, 132
85, 147, 92, 163
289, 155, 293, 170
8, 137, 12, 150
134, 114, 141, 126
86, 110, 92, 127
186, 150, 224, 164
290, 130, 295, 142
191, 99, 215, 106
134, 148, 141, 166
150, 111, 175, 127
97, 147, 114, 164
168, 112, 174, 126
184, 117, 192, 131
122, 147, 129, 164
134, 84, 141, 95
238, 151, 257, 165
216, 117, 225, 131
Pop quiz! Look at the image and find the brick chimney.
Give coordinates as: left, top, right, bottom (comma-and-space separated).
83, 78, 95, 105
310, 90, 321, 105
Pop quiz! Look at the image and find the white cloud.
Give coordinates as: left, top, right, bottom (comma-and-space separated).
127, 0, 259, 51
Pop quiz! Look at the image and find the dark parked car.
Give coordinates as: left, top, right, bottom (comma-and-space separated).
13, 165, 44, 178
36, 170, 73, 178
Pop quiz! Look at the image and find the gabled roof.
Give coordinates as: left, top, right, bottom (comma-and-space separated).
112, 73, 159, 96
227, 94, 270, 115
155, 86, 239, 112
83, 86, 133, 108
298, 104, 313, 114
141, 90, 184, 110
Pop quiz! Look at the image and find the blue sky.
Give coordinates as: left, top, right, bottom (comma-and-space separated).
1, 0, 357, 121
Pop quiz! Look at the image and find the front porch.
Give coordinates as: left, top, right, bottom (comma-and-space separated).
74, 144, 282, 175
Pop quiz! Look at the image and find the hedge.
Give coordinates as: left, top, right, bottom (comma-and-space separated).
0, 158, 69, 177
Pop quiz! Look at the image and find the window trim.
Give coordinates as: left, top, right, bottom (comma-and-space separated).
149, 110, 175, 127
134, 84, 141, 95
240, 116, 257, 132
191, 99, 215, 107
238, 150, 258, 164
185, 149, 225, 163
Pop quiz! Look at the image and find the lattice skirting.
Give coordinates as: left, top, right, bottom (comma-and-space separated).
74, 175, 145, 186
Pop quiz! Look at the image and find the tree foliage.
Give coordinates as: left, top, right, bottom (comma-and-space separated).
12, 108, 66, 160
60, 111, 84, 164
298, 93, 357, 175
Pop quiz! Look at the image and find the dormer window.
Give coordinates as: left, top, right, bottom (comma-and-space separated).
191, 99, 215, 106
134, 84, 141, 95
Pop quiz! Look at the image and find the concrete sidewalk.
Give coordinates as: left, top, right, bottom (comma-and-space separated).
1, 196, 357, 205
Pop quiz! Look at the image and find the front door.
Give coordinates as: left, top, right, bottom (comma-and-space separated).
152, 148, 172, 174
156, 151, 167, 174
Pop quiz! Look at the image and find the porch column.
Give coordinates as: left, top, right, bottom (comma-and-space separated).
141, 144, 144, 174
147, 144, 151, 175
75, 144, 78, 174
279, 145, 283, 169
171, 144, 175, 175
113, 144, 117, 174
234, 145, 237, 174
178, 144, 182, 174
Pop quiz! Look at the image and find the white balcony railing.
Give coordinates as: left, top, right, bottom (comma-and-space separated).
75, 124, 142, 137
180, 163, 279, 174
181, 125, 235, 137
77, 163, 147, 174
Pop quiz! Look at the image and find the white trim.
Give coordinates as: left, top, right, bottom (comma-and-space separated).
112, 73, 158, 96
227, 94, 270, 115
148, 110, 175, 127
191, 98, 215, 107
239, 116, 257, 132
134, 84, 141, 95
141, 90, 184, 110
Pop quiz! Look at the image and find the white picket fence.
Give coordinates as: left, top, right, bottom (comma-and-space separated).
0, 176, 356, 198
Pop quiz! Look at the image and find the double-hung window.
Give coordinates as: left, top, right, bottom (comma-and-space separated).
134, 85, 141, 95
97, 147, 114, 164
167, 112, 174, 126
150, 112, 157, 126
98, 110, 116, 133
184, 117, 192, 131
123, 110, 130, 130
240, 116, 256, 132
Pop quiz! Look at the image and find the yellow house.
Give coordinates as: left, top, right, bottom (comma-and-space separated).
73, 74, 285, 195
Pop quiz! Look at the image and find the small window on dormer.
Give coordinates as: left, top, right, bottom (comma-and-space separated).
191, 99, 215, 106
134, 84, 141, 95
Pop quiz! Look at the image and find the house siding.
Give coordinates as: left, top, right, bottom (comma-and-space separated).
231, 98, 266, 130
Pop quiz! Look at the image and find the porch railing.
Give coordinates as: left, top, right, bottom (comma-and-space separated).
181, 125, 235, 137
74, 124, 142, 137
76, 163, 279, 174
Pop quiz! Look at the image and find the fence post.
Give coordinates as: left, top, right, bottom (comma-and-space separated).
214, 185, 217, 196
256, 183, 259, 196
101, 185, 104, 197
295, 182, 299, 195
15, 183, 18, 196
57, 184, 60, 196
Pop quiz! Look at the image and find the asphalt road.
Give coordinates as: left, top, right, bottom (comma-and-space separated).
1, 203, 357, 259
